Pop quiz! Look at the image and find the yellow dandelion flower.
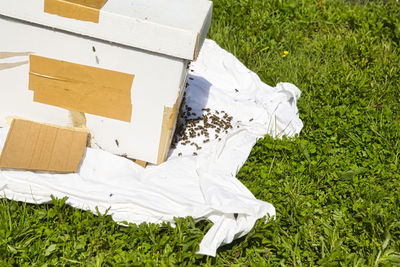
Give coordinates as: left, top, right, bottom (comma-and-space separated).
282, 51, 289, 58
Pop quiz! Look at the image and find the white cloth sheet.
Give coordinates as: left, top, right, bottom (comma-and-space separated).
0, 39, 303, 256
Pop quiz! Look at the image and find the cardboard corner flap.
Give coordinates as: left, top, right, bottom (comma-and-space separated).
0, 119, 88, 173
44, 0, 108, 23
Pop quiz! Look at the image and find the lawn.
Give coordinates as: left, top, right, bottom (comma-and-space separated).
1, 0, 400, 265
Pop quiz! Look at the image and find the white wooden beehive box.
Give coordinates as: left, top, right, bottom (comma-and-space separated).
0, 0, 213, 165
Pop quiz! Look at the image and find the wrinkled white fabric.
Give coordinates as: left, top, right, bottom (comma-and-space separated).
0, 39, 303, 257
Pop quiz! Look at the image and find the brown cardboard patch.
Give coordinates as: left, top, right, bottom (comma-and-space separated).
44, 0, 108, 23
0, 119, 88, 173
29, 55, 134, 122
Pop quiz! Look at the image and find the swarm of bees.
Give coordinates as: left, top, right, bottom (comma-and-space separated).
171, 91, 237, 156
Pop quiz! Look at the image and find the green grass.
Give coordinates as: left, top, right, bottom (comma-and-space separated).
1, 0, 400, 265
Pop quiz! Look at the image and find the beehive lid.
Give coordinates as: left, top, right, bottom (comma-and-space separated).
0, 0, 213, 60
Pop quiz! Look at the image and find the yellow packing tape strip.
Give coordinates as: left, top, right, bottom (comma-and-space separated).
44, 0, 108, 23
29, 55, 134, 122
157, 85, 186, 164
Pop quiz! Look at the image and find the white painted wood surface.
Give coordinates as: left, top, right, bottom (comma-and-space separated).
0, 16, 187, 164
0, 0, 213, 60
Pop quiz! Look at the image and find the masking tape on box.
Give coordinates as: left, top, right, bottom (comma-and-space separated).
44, 0, 108, 23
29, 54, 134, 122
0, 61, 28, 71
157, 86, 185, 165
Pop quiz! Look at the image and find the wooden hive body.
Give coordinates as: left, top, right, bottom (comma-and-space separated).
0, 0, 213, 165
